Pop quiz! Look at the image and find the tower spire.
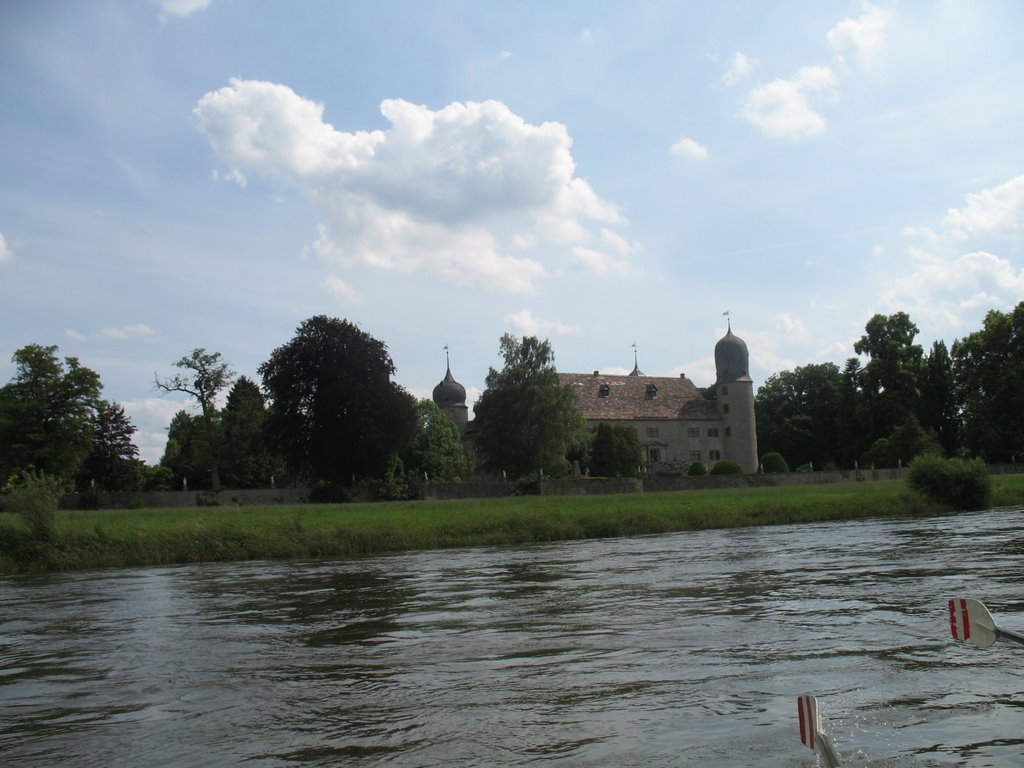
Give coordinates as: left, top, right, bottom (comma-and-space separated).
629, 342, 644, 376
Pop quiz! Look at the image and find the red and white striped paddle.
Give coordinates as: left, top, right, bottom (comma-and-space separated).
797, 694, 842, 767
948, 598, 1024, 648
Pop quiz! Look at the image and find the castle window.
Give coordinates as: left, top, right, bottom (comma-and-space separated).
722, 404, 730, 414
648, 448, 661, 463
687, 427, 699, 438
646, 427, 659, 438
709, 450, 722, 461
725, 427, 732, 437
721, 386, 729, 396
689, 450, 702, 461
707, 427, 719, 438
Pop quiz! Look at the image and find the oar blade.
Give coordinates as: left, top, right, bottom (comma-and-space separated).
948, 598, 997, 648
797, 695, 843, 767
797, 694, 819, 750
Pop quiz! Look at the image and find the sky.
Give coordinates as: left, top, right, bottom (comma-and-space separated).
2, 1, 1023, 465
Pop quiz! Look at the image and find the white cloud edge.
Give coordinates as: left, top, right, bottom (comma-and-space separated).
153, 0, 212, 22
670, 137, 710, 160
504, 308, 580, 336
194, 80, 635, 293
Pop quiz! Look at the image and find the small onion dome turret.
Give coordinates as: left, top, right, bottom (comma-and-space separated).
714, 323, 752, 385
432, 365, 467, 409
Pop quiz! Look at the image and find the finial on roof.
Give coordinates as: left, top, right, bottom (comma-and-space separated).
629, 342, 644, 376
723, 310, 731, 333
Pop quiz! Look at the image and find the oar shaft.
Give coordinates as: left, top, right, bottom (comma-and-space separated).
996, 626, 1024, 646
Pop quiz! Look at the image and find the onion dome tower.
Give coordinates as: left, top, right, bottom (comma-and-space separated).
432, 348, 469, 434
714, 319, 758, 473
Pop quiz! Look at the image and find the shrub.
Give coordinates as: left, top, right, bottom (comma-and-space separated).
761, 452, 789, 473
709, 459, 743, 476
5, 472, 64, 542
907, 455, 991, 511
687, 461, 707, 477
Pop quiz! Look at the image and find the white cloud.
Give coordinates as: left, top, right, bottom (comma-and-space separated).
741, 4, 887, 140
943, 175, 1024, 240
100, 324, 155, 340
65, 325, 154, 341
880, 249, 1024, 330
504, 308, 580, 336
776, 313, 811, 343
722, 52, 757, 86
670, 136, 709, 160
569, 228, 639, 274
889, 175, 1024, 331
196, 81, 626, 293
325, 275, 359, 302
0, 232, 11, 262
153, 0, 212, 22
828, 3, 890, 67
743, 66, 838, 140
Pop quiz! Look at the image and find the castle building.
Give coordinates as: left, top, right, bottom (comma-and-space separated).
432, 324, 758, 473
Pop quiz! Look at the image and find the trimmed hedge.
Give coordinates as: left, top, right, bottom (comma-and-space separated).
709, 459, 743, 476
687, 461, 707, 477
761, 452, 789, 473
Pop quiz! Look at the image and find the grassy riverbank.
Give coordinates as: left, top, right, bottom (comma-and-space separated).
3, 476, 1024, 574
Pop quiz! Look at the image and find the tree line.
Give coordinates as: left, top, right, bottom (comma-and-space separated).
6, 302, 1021, 498
0, 317, 471, 497
0, 317, 636, 497
755, 302, 1024, 470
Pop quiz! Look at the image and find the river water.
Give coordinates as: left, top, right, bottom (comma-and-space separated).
2, 507, 1023, 767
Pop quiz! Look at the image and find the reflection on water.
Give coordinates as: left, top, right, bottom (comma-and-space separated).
2, 507, 1023, 767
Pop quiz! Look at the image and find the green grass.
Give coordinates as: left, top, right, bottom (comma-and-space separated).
3, 475, 1023, 574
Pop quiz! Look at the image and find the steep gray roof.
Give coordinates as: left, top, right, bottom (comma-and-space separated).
559, 372, 717, 421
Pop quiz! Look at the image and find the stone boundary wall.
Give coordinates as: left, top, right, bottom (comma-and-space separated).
61, 487, 310, 510
61, 463, 1021, 508
422, 481, 516, 500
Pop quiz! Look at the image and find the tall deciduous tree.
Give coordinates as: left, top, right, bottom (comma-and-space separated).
259, 316, 417, 486
853, 312, 924, 442
77, 400, 140, 491
0, 344, 102, 482
403, 398, 472, 483
755, 362, 842, 469
953, 302, 1024, 462
590, 422, 643, 477
473, 334, 583, 478
837, 357, 867, 467
919, 340, 958, 456
160, 410, 212, 489
155, 348, 234, 490
220, 376, 280, 489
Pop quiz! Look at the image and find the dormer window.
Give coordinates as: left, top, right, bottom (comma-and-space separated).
645, 383, 658, 399
598, 383, 610, 397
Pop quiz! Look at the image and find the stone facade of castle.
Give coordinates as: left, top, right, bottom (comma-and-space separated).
433, 325, 758, 474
